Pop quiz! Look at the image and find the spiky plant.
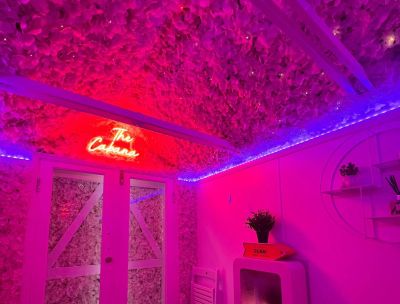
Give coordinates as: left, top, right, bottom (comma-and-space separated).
246, 210, 275, 232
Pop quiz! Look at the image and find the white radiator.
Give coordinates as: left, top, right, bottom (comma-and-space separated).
191, 267, 217, 304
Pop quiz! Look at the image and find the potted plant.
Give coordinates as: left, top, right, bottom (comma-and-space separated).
340, 162, 359, 188
386, 175, 400, 215
246, 210, 275, 243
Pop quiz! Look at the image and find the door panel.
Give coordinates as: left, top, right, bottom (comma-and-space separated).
45, 170, 104, 303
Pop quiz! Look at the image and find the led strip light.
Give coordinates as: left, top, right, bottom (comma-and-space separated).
0, 153, 30, 161
178, 90, 400, 182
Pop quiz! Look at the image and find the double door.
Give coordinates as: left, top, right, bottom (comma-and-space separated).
21, 155, 177, 303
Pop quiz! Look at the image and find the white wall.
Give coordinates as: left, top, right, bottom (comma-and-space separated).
196, 110, 400, 304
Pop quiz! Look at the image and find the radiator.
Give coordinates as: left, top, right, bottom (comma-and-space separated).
191, 267, 217, 304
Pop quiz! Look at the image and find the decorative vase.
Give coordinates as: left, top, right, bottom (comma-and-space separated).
256, 230, 269, 243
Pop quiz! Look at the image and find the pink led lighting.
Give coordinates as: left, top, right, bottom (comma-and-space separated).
0, 153, 30, 161
178, 99, 400, 182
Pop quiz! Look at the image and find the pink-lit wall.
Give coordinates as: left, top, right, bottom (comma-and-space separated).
196, 110, 400, 304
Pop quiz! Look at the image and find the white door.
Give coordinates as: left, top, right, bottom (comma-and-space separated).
125, 174, 178, 304
21, 157, 128, 304
21, 156, 176, 303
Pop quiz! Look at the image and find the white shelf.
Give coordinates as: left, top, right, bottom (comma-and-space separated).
368, 215, 400, 221
374, 159, 400, 170
322, 184, 380, 195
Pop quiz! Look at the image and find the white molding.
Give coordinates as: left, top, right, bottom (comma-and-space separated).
48, 265, 101, 279
0, 76, 235, 151
47, 184, 103, 268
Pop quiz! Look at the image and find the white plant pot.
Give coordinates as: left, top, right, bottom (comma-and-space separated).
340, 167, 373, 188
341, 176, 354, 188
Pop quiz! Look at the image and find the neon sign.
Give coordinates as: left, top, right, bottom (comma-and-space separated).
87, 127, 139, 159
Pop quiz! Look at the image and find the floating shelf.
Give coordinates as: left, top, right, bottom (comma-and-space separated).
368, 215, 400, 221
374, 159, 400, 170
322, 184, 380, 195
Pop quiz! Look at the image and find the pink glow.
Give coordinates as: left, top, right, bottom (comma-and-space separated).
197, 112, 400, 304
0, 0, 399, 176
0, 1, 400, 303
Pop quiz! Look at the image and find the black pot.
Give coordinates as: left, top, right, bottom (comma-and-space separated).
256, 230, 269, 243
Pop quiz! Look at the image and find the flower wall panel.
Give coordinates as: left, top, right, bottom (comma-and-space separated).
132, 186, 164, 249
0, 160, 32, 303
128, 184, 164, 302
128, 207, 157, 261
46, 174, 103, 302
54, 196, 103, 267
45, 275, 100, 304
128, 268, 162, 304
48, 177, 100, 251
49, 176, 102, 267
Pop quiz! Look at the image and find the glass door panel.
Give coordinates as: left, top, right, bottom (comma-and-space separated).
128, 179, 165, 304
45, 169, 104, 304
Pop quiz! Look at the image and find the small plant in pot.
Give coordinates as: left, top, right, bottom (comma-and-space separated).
246, 210, 275, 243
340, 162, 359, 188
386, 175, 400, 215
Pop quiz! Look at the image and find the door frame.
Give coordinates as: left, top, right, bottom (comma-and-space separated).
21, 153, 178, 304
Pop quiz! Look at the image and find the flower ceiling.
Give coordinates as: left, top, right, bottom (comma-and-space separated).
0, 0, 399, 177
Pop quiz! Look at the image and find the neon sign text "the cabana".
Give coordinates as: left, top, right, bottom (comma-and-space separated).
87, 128, 140, 159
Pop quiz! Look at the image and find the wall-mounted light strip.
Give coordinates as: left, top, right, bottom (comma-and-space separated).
178, 91, 400, 182
0, 153, 30, 161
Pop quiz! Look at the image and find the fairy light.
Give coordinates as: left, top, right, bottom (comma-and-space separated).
332, 26, 341, 36
385, 33, 396, 48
